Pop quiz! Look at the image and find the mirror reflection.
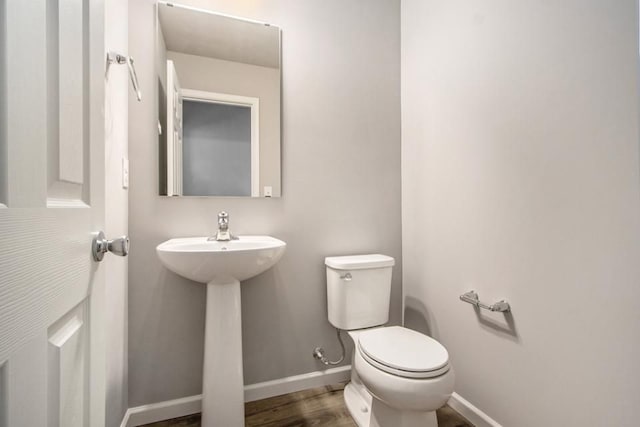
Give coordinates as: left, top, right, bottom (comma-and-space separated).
157, 2, 281, 197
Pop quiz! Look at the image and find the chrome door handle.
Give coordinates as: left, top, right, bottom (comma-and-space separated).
92, 231, 130, 262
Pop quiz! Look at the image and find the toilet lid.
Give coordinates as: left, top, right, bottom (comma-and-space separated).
358, 326, 450, 379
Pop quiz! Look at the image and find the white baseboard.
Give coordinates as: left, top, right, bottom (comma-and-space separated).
120, 365, 351, 427
120, 395, 201, 427
244, 365, 351, 402
447, 392, 502, 427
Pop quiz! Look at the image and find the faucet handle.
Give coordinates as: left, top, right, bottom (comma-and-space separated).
218, 211, 229, 223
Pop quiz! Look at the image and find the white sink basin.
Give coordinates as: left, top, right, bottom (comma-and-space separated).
156, 236, 286, 283
155, 235, 286, 427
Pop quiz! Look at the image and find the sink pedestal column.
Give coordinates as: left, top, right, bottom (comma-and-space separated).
202, 278, 244, 427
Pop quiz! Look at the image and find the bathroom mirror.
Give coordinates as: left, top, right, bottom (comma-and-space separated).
156, 2, 281, 197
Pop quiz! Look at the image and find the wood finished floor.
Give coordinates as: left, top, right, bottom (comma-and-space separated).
141, 383, 474, 427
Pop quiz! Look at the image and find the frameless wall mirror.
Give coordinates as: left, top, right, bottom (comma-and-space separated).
156, 2, 281, 197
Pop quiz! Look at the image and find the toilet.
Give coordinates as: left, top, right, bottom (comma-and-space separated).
325, 254, 454, 427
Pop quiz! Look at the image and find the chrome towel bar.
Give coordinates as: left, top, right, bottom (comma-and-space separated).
460, 290, 511, 313
107, 51, 142, 101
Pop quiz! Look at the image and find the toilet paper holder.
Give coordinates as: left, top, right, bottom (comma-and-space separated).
460, 290, 511, 313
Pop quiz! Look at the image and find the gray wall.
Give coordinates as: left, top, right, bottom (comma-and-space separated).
129, 0, 401, 407
182, 100, 251, 196
402, 0, 640, 426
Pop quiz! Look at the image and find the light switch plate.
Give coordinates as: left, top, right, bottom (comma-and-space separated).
122, 158, 129, 189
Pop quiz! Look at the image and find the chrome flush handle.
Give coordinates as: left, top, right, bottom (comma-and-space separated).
92, 231, 130, 262
340, 273, 352, 281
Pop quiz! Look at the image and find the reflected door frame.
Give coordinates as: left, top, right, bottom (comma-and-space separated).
166, 59, 184, 196
181, 88, 260, 197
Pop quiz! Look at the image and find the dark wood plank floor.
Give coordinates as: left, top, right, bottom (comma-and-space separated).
141, 383, 473, 427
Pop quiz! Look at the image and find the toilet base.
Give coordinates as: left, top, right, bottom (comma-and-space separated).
344, 381, 372, 427
369, 398, 437, 427
344, 380, 438, 427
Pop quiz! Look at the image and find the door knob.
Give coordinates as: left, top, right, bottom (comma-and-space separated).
92, 231, 130, 262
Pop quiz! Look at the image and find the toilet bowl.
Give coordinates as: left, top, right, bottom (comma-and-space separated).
355, 326, 454, 409
325, 254, 454, 427
344, 327, 454, 427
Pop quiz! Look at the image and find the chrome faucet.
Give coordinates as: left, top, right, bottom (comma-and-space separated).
209, 211, 238, 241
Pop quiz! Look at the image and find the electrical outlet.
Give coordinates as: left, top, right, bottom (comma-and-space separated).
264, 186, 272, 197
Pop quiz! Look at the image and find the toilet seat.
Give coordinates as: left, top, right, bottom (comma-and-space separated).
357, 326, 450, 379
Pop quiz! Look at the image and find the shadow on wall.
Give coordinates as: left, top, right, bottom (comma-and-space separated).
404, 296, 520, 343
241, 267, 296, 381
472, 305, 520, 343
404, 296, 436, 337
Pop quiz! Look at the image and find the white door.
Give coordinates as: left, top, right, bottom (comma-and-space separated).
166, 60, 183, 196
0, 1, 108, 426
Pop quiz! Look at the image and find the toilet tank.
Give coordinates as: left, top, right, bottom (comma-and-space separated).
325, 254, 395, 330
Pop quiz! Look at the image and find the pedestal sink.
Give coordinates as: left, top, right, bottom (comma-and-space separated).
156, 236, 286, 427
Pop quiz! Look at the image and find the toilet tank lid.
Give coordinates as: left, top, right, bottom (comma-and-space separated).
325, 254, 395, 270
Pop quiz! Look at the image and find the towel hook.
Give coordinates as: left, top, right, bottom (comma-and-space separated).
107, 51, 142, 102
